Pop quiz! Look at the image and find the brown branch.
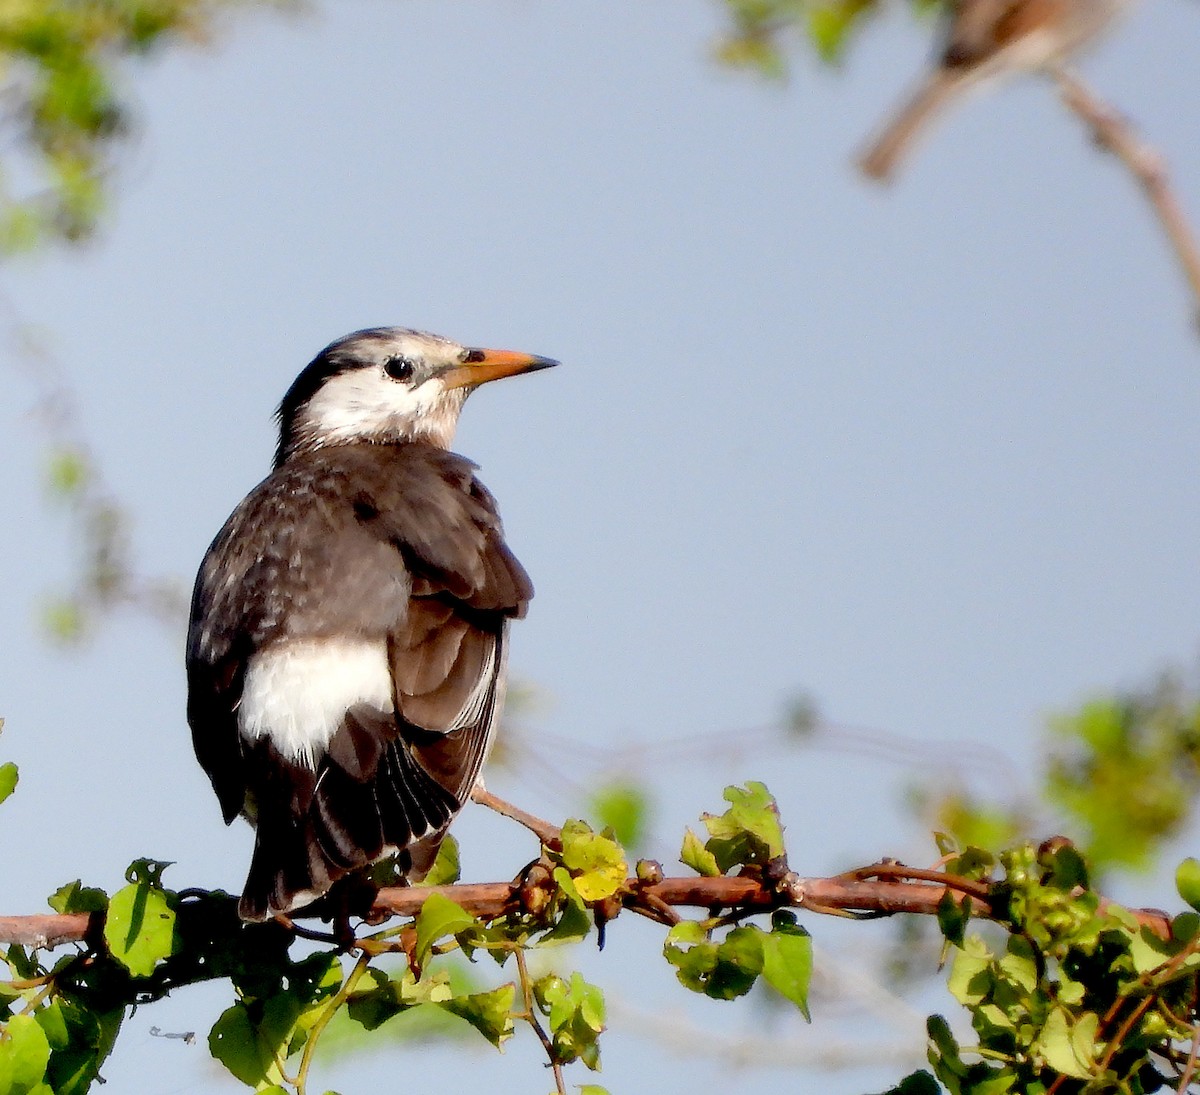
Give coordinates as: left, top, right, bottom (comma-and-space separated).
469, 786, 562, 847
0, 865, 1176, 949
1055, 68, 1200, 329
0, 913, 92, 948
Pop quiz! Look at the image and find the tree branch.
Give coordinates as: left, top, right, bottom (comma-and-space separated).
1056, 68, 1200, 329
0, 863, 1173, 948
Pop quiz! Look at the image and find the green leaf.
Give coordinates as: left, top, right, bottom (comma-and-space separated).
103, 881, 175, 977
759, 916, 812, 1019
665, 923, 764, 1001
47, 881, 108, 915
347, 968, 452, 1030
1128, 925, 1174, 975
440, 983, 515, 1048
124, 859, 173, 887
414, 893, 479, 968
927, 1013, 967, 1079
0, 1014, 52, 1092
680, 828, 721, 877
559, 820, 627, 902
540, 972, 606, 1069
208, 996, 299, 1087
34, 1001, 70, 1050
997, 937, 1038, 994
874, 1071, 943, 1095
947, 943, 992, 1007
0, 762, 18, 806
937, 890, 970, 948
423, 835, 461, 887
209, 1004, 270, 1087
1177, 857, 1200, 912
41, 999, 119, 1095
700, 782, 785, 872
1172, 911, 1200, 942
1034, 1008, 1097, 1080
540, 869, 593, 946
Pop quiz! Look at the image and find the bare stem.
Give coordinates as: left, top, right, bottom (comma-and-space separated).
470, 786, 563, 847
294, 953, 371, 1095
1056, 67, 1200, 331
513, 948, 566, 1095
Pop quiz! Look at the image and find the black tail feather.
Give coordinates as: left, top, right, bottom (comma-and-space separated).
239, 724, 464, 921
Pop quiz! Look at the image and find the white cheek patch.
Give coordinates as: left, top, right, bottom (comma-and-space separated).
303, 370, 418, 444
239, 639, 393, 768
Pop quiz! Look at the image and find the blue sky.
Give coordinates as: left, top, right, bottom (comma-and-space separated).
1, 1, 1198, 1091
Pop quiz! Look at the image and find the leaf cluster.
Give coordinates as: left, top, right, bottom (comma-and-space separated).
0, 0, 263, 251
667, 782, 814, 1015
715, 0, 942, 74
894, 840, 1200, 1095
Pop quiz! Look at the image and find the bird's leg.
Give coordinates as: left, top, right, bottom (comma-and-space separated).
470, 784, 562, 850
272, 913, 345, 948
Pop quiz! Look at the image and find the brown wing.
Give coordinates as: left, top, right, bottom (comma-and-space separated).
189, 443, 533, 920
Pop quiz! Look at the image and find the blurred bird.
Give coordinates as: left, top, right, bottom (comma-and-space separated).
858, 0, 1127, 182
186, 327, 557, 922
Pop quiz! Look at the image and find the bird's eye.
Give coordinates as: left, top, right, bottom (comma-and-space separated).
383, 355, 416, 382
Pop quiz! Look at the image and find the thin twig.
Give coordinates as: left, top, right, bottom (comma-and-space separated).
1056, 67, 1200, 330
470, 785, 562, 847
514, 948, 566, 1095
294, 952, 371, 1095
1177, 1025, 1200, 1094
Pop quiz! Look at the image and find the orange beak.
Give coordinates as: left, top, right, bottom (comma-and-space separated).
439, 347, 560, 391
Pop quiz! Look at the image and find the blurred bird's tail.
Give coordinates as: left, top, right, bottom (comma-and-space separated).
858, 71, 964, 183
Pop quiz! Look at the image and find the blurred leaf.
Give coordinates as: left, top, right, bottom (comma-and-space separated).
44, 449, 89, 499
807, 0, 875, 62
347, 968, 453, 1031
1177, 857, 1200, 912
42, 597, 86, 644
782, 692, 819, 739
1046, 680, 1200, 874
588, 782, 649, 849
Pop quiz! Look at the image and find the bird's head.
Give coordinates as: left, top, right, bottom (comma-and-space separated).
275, 327, 558, 466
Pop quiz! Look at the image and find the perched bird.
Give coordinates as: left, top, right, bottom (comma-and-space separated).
186, 327, 557, 922
858, 0, 1127, 182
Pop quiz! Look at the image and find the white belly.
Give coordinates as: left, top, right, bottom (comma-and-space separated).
239, 638, 393, 768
